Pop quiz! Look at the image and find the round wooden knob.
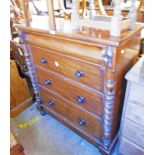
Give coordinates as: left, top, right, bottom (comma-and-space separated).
44, 79, 51, 85
78, 118, 86, 126
77, 96, 85, 103
48, 101, 55, 106
75, 70, 84, 78
40, 58, 48, 63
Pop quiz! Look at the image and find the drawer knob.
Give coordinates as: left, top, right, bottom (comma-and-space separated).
44, 79, 51, 85
78, 118, 86, 126
48, 101, 55, 106
75, 70, 84, 78
77, 96, 85, 103
40, 58, 48, 63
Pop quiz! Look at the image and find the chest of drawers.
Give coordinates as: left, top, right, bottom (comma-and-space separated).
16, 18, 143, 155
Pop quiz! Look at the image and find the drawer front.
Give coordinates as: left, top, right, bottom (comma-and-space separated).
31, 45, 103, 91
125, 101, 144, 126
122, 119, 144, 148
40, 87, 102, 139
128, 83, 144, 105
35, 66, 103, 116
28, 33, 103, 64
119, 136, 144, 155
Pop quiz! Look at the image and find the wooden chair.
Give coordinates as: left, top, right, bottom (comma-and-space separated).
72, 0, 139, 36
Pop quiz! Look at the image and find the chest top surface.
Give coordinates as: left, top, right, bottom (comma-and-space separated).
15, 15, 143, 47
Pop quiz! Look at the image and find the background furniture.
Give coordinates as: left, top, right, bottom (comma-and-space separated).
10, 1, 34, 117
10, 59, 33, 117
10, 131, 25, 155
118, 57, 144, 155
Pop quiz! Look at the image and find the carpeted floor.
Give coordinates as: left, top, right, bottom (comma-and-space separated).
11, 104, 119, 155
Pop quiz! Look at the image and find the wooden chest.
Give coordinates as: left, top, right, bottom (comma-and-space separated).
118, 57, 144, 155
16, 17, 143, 155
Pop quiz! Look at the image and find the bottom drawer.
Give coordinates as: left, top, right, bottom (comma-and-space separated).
39, 86, 102, 139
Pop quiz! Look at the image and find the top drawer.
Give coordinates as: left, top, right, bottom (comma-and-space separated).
30, 45, 103, 91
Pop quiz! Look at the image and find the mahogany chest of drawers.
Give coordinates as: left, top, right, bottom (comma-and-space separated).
119, 57, 144, 155
16, 18, 143, 155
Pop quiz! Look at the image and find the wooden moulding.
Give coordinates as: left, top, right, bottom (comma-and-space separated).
77, 16, 132, 34
10, 97, 33, 118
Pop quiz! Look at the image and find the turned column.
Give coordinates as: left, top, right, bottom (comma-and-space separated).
102, 46, 116, 150
18, 31, 42, 111
110, 0, 121, 36
71, 0, 79, 29
128, 0, 136, 29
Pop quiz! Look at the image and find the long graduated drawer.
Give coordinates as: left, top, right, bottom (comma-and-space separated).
35, 66, 103, 116
31, 45, 103, 91
40, 86, 102, 139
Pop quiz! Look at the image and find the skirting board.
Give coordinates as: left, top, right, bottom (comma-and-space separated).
10, 97, 33, 118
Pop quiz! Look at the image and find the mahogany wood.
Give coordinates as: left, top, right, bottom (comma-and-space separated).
40, 86, 102, 138
31, 45, 103, 91
16, 16, 143, 154
28, 32, 104, 64
35, 66, 103, 116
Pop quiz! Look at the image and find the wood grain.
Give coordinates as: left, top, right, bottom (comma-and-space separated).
31, 45, 103, 91
28, 33, 104, 64
40, 86, 102, 139
16, 16, 143, 154
35, 66, 103, 116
